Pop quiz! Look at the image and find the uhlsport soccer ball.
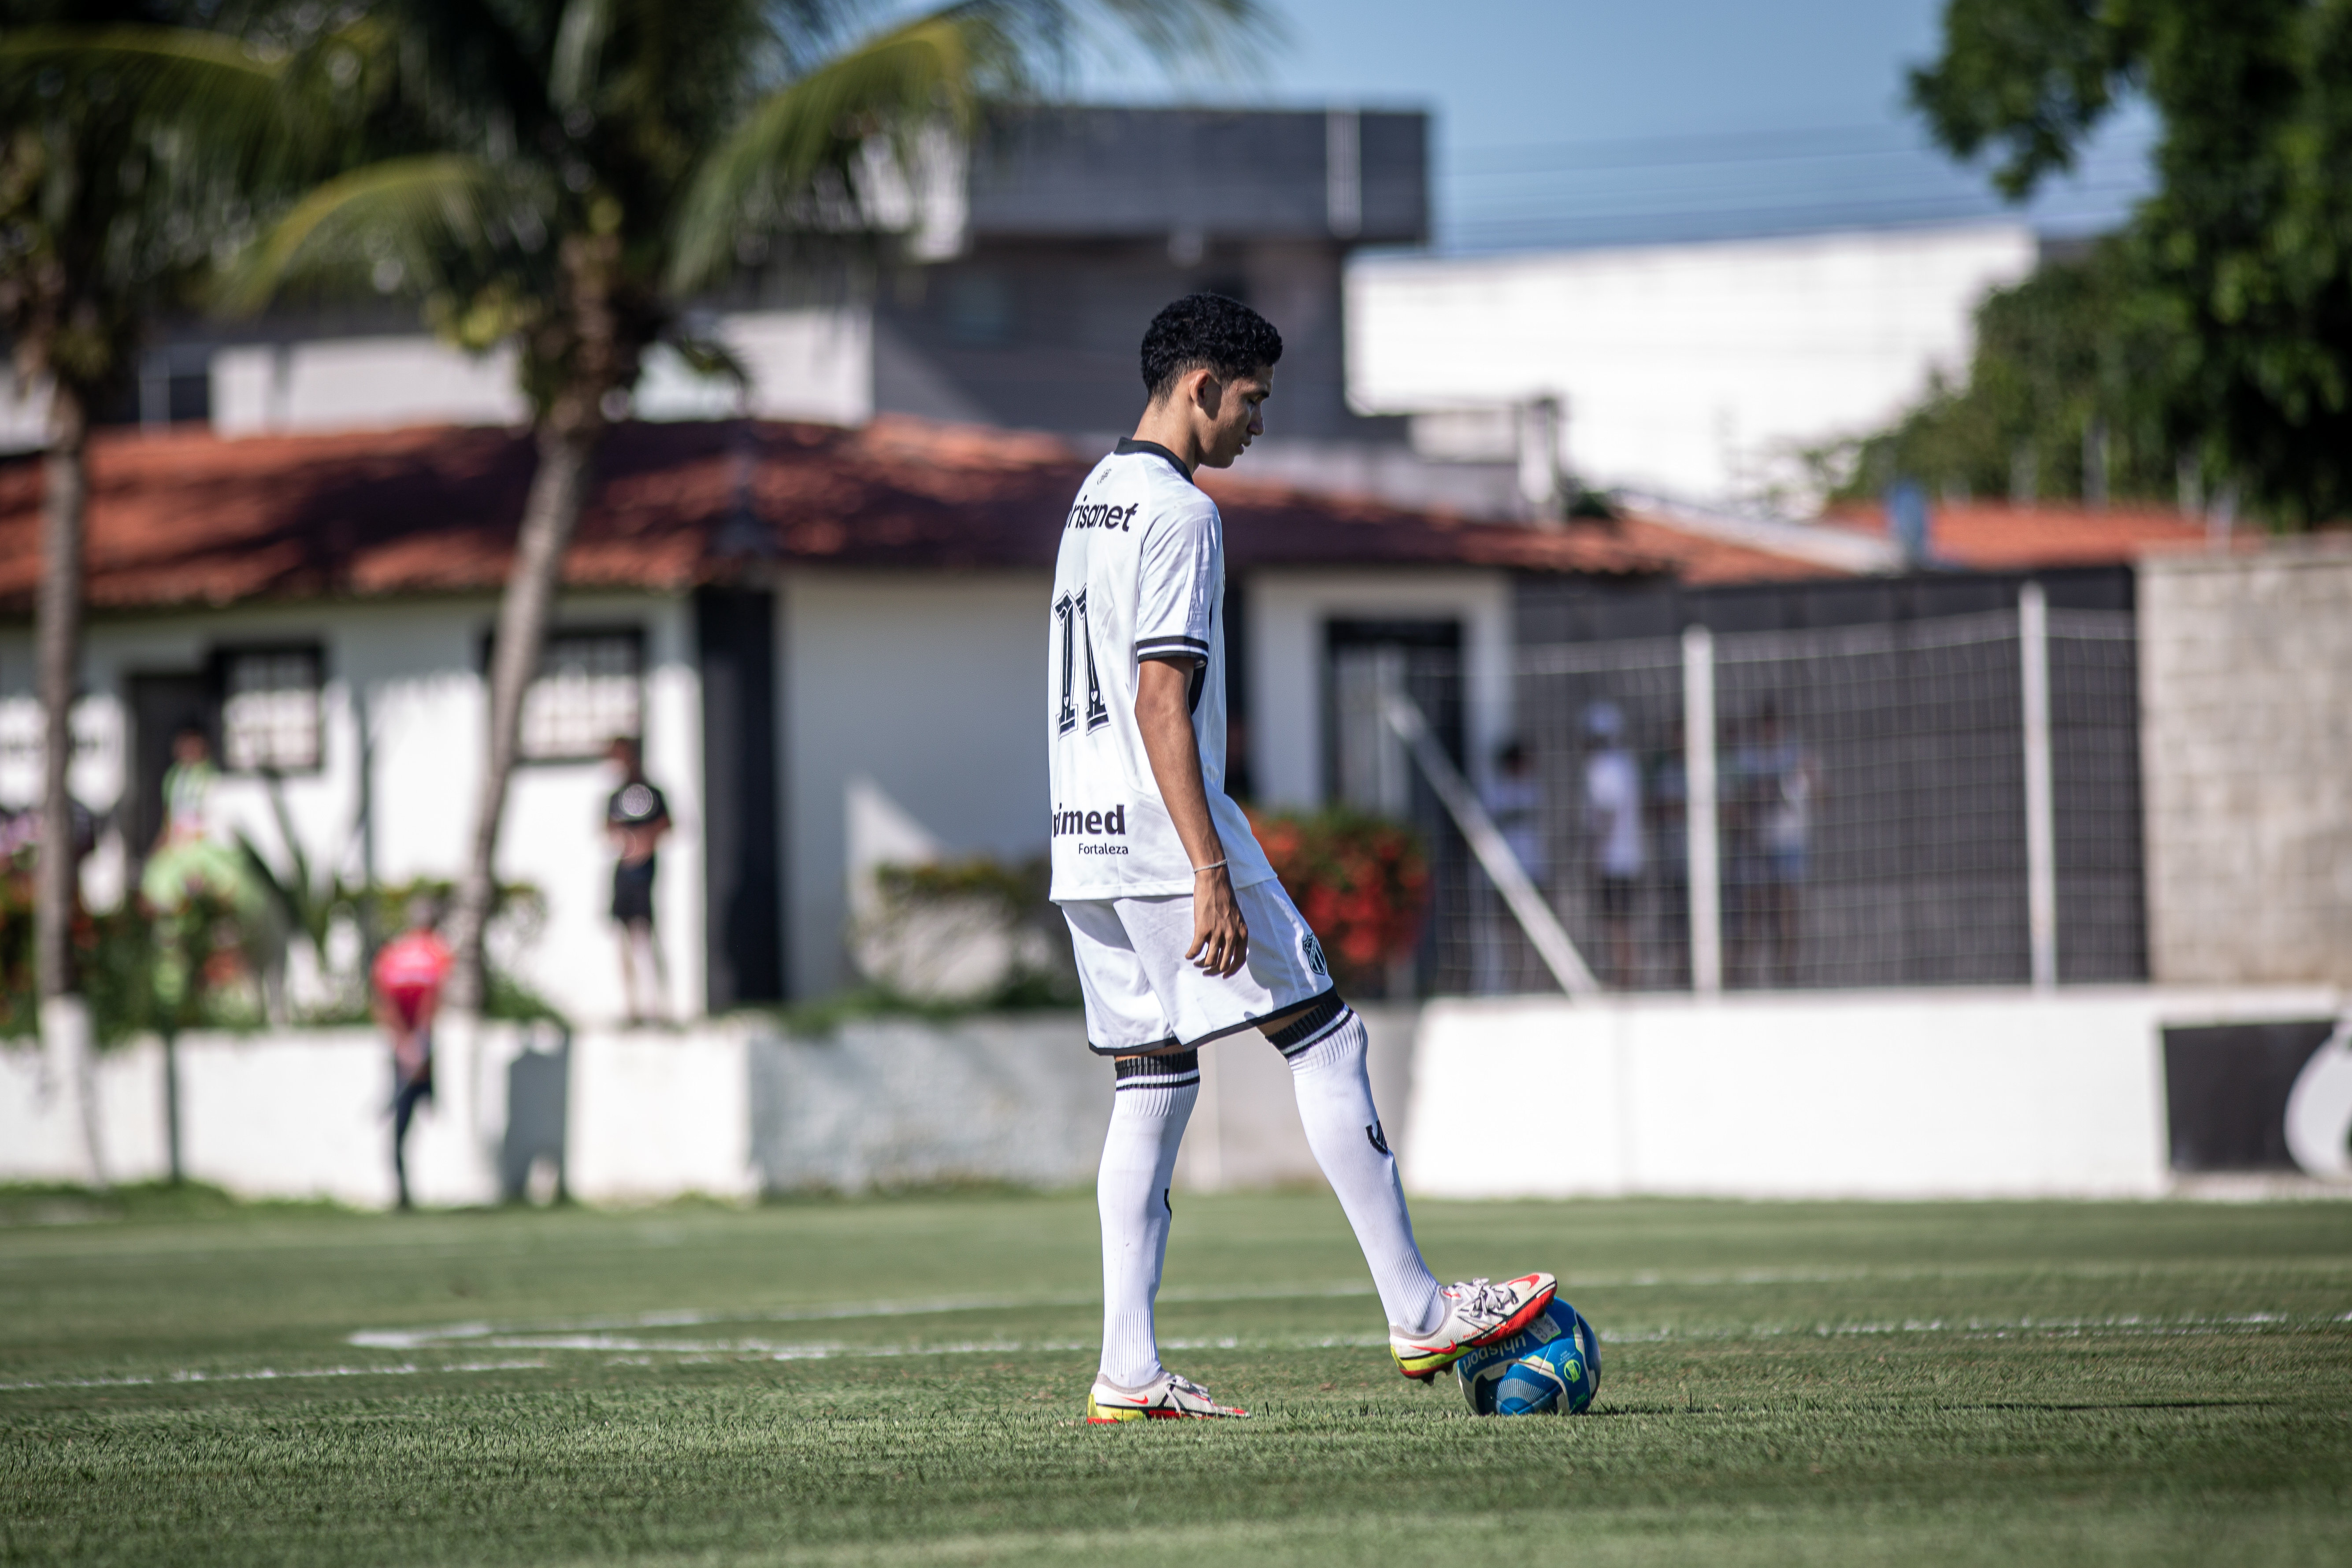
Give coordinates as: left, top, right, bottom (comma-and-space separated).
1455, 1297, 1601, 1416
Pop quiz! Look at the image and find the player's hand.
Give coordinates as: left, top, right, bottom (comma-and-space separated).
1187, 864, 1249, 977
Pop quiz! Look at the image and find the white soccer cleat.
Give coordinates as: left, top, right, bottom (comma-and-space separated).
1085, 1370, 1250, 1423
1389, 1272, 1558, 1382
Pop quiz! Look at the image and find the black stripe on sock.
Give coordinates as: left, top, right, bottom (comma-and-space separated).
1267, 993, 1347, 1054
1114, 1049, 1200, 1089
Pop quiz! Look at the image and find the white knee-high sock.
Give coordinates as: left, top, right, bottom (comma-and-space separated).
1096, 1052, 1198, 1387
1276, 1004, 1444, 1336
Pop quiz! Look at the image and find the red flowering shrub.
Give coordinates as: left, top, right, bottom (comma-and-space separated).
1245, 806, 1430, 989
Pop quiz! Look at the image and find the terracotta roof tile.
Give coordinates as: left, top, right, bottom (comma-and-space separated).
0, 417, 1674, 612
1820, 499, 2233, 571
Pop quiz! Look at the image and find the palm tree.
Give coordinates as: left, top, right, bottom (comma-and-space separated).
0, 6, 294, 1177
230, 0, 1267, 1010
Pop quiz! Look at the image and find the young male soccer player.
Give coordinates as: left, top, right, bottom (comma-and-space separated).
1050, 294, 1557, 1422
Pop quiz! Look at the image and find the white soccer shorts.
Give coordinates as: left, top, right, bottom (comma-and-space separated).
1061, 877, 1338, 1056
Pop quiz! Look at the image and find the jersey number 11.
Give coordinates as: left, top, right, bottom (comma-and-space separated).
1054, 589, 1109, 736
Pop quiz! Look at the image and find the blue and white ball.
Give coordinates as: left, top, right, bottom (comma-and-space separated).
1455, 1297, 1601, 1416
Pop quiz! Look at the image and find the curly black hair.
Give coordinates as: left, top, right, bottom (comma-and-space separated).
1139, 293, 1284, 401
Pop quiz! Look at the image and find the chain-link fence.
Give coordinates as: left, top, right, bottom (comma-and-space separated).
1377, 596, 2146, 995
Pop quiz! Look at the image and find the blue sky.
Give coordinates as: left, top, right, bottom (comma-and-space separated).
1072, 0, 2157, 252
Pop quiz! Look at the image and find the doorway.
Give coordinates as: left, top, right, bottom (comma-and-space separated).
126, 672, 216, 863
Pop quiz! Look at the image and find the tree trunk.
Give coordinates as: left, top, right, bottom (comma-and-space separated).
36, 380, 104, 1189
35, 381, 86, 1005
444, 232, 629, 1013
443, 409, 603, 1011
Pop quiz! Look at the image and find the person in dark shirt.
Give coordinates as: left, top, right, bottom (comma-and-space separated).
604, 736, 671, 1023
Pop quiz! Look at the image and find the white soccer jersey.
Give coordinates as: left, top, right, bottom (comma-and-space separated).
1047, 439, 1275, 902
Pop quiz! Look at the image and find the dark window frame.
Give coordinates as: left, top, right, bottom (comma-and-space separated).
211, 641, 327, 776
479, 624, 649, 765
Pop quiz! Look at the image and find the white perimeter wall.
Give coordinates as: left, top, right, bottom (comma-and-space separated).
1347, 223, 2038, 506
0, 593, 704, 1026
9, 989, 2341, 1207
1404, 987, 2345, 1200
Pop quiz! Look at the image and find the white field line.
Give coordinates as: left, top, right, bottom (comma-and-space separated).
9, 1308, 2347, 1395
345, 1262, 2352, 1352
0, 1360, 545, 1394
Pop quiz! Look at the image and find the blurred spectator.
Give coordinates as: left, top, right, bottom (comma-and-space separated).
1584, 701, 1643, 986
1729, 701, 1817, 986
139, 728, 244, 911
1477, 739, 1547, 993
371, 897, 452, 1210
604, 737, 671, 1024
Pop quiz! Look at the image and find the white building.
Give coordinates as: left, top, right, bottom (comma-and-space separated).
0, 416, 1668, 1023
1347, 222, 2040, 510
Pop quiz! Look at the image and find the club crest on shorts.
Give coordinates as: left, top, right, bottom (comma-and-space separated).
1300, 932, 1328, 977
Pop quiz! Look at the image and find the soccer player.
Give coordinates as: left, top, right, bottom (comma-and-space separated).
1050, 294, 1557, 1423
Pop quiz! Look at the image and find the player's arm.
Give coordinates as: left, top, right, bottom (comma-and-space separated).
1135, 658, 1247, 978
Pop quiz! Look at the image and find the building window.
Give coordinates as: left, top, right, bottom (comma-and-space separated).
220, 646, 323, 772
520, 629, 643, 762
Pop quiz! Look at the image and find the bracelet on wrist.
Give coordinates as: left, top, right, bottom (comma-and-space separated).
1193, 858, 1227, 875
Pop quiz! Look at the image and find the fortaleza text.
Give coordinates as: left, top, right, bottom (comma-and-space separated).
1052, 804, 1128, 837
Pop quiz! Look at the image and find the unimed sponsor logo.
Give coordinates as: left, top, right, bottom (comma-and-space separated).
1052, 804, 1128, 838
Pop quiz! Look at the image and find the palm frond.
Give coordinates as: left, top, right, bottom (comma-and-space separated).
549, 0, 618, 113
0, 26, 295, 168
667, 8, 976, 291
1065, 0, 1282, 84
217, 153, 507, 314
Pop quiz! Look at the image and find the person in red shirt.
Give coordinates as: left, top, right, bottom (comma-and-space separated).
371, 897, 453, 1210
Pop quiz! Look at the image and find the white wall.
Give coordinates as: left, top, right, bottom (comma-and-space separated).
211, 309, 873, 437
1403, 987, 2345, 1200
780, 571, 1052, 997
213, 339, 527, 436
1347, 223, 2038, 507
0, 594, 704, 1026
1246, 567, 1514, 809
0, 1023, 545, 1205
635, 309, 875, 425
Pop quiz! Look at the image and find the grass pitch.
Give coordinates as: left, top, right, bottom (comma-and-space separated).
2, 1186, 2348, 1567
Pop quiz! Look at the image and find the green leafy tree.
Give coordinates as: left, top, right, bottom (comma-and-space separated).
226, 0, 1269, 1009
1825, 236, 2185, 505
1912, 0, 2352, 527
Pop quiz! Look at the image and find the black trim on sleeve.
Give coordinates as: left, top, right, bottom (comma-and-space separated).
1115, 437, 1194, 485
1136, 634, 1210, 656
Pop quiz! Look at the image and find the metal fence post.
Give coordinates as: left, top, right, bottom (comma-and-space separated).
1682, 625, 1723, 995
2019, 582, 2059, 990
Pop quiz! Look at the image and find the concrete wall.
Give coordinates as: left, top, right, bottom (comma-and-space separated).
1402, 987, 2343, 1200
1347, 222, 2037, 507
0, 593, 705, 1025
2139, 543, 2352, 988
9, 990, 2340, 1205
0, 1023, 550, 1206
